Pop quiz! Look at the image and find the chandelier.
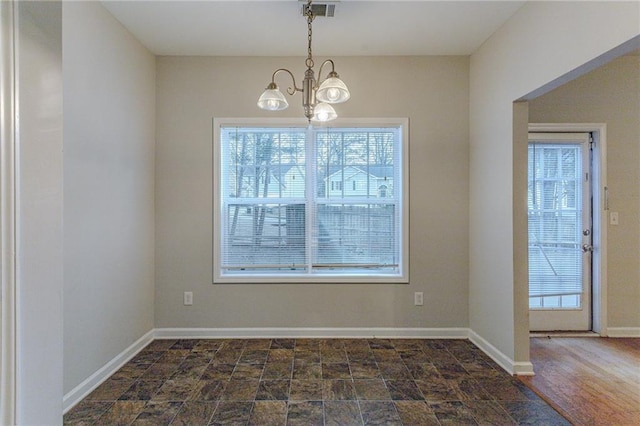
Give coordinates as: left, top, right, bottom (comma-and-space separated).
257, 0, 350, 122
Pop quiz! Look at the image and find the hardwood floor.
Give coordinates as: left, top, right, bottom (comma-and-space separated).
519, 337, 640, 426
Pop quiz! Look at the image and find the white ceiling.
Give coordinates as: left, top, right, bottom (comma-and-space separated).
101, 0, 526, 56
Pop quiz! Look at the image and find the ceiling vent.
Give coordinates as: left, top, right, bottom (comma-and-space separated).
301, 1, 338, 18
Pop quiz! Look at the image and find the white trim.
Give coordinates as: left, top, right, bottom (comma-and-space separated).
63, 330, 155, 414
528, 124, 607, 335
0, 1, 17, 423
469, 330, 534, 376
606, 327, 640, 338
154, 327, 470, 340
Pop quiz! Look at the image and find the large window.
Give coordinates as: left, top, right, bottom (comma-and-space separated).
213, 119, 408, 283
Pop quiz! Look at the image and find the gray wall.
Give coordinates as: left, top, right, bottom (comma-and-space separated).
63, 1, 156, 394
530, 55, 640, 328
155, 56, 470, 330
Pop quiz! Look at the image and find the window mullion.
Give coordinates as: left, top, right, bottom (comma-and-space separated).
306, 126, 315, 275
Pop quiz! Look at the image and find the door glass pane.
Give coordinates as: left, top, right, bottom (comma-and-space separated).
528, 143, 583, 309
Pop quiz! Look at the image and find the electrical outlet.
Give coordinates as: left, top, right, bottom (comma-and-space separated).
414, 292, 424, 306
183, 291, 193, 306
610, 212, 619, 225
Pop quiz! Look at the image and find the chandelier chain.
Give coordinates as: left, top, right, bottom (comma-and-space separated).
305, 0, 314, 69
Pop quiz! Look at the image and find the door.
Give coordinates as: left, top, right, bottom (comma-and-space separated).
528, 132, 592, 331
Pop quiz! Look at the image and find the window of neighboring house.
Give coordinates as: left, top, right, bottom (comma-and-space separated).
213, 118, 409, 283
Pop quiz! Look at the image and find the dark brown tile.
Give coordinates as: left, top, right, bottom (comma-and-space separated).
139, 363, 181, 381
293, 350, 320, 362
221, 340, 246, 351
202, 363, 235, 380
244, 339, 272, 350
158, 350, 190, 363
399, 350, 430, 363
152, 379, 199, 402
190, 380, 226, 401
86, 379, 134, 401
168, 401, 217, 426
323, 379, 357, 401
143, 340, 177, 351
271, 339, 295, 349
111, 362, 153, 380
394, 401, 440, 426
321, 349, 348, 363
193, 340, 224, 352
346, 350, 375, 363
220, 379, 259, 401
289, 379, 323, 401
404, 362, 440, 380
359, 401, 402, 425
434, 360, 471, 379
240, 349, 269, 364
377, 362, 413, 380
479, 377, 530, 401
171, 339, 199, 350
372, 349, 402, 362
350, 361, 381, 379
385, 380, 424, 401
463, 400, 517, 426
292, 360, 321, 379
500, 401, 570, 425
415, 378, 459, 403
209, 401, 253, 425
256, 380, 290, 401
449, 377, 493, 401
324, 400, 363, 425
130, 401, 182, 426
213, 349, 243, 365
63, 400, 113, 425
286, 401, 323, 426
95, 400, 146, 426
248, 400, 287, 426
294, 339, 320, 351
119, 380, 163, 401
368, 339, 395, 350
429, 400, 478, 425
263, 361, 293, 380
231, 363, 264, 380
392, 339, 425, 351
268, 349, 295, 363
322, 363, 351, 379
353, 379, 391, 401
171, 359, 208, 381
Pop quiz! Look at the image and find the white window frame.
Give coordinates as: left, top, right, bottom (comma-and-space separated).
213, 117, 409, 284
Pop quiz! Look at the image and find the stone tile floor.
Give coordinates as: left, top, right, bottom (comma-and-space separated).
64, 338, 569, 425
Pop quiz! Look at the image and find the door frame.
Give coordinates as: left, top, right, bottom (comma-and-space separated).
529, 123, 608, 335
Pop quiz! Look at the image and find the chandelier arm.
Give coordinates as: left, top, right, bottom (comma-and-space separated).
272, 68, 301, 96
315, 59, 336, 89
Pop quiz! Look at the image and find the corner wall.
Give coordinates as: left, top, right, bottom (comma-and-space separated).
63, 1, 156, 395
469, 1, 639, 367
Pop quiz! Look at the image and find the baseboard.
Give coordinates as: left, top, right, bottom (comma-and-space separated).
153, 327, 470, 340
62, 329, 155, 414
606, 327, 640, 337
468, 330, 534, 376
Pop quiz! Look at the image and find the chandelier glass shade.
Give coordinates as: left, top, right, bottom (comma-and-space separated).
257, 0, 350, 122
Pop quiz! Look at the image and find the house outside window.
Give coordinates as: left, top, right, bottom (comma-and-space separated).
213, 118, 408, 283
